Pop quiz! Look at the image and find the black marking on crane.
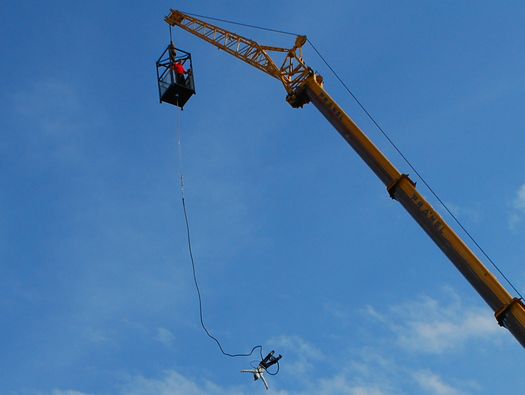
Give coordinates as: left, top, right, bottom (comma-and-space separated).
318, 91, 343, 121
409, 193, 446, 235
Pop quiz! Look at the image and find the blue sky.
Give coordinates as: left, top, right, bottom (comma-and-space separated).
1, 1, 525, 394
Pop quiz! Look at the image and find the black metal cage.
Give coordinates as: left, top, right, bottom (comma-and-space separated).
156, 44, 195, 109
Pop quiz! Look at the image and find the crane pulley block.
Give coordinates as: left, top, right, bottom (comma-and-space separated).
156, 43, 196, 109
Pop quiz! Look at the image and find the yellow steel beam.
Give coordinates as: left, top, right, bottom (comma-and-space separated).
302, 75, 525, 347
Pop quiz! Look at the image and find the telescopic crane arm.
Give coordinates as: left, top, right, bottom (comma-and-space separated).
165, 9, 525, 348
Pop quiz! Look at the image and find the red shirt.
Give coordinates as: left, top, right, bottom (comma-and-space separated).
173, 63, 186, 75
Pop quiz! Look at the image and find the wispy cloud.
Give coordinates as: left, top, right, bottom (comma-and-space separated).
267, 335, 325, 378
365, 291, 502, 354
121, 371, 250, 395
509, 184, 525, 229
112, 367, 454, 395
51, 391, 92, 395
444, 201, 481, 224
313, 376, 388, 395
155, 327, 176, 347
43, 304, 491, 395
44, 341, 476, 395
513, 184, 525, 210
413, 370, 466, 395
120, 369, 391, 395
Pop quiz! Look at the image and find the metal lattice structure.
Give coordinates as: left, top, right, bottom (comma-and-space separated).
165, 10, 313, 106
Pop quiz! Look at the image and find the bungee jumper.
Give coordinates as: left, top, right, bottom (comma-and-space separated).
241, 351, 282, 390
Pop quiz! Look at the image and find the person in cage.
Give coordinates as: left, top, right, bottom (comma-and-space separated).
173, 60, 187, 85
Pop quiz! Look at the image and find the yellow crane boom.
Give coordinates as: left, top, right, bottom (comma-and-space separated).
165, 9, 525, 347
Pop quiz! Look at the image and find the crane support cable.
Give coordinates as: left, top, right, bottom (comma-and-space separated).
180, 10, 301, 37
175, 111, 264, 360
306, 38, 524, 300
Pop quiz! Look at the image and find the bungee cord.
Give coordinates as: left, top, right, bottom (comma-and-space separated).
174, 110, 268, 359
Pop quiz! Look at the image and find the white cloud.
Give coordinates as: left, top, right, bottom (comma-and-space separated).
42, 336, 474, 395
413, 371, 466, 395
156, 327, 176, 347
444, 202, 481, 224
268, 335, 324, 378
366, 292, 502, 354
122, 371, 220, 395
513, 184, 525, 211
509, 184, 525, 229
119, 369, 391, 395
313, 376, 387, 395
42, 300, 492, 395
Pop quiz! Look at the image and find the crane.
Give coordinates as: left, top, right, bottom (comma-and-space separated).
162, 9, 525, 348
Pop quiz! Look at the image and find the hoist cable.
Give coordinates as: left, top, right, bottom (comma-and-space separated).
307, 39, 524, 300
175, 110, 265, 359
181, 10, 301, 37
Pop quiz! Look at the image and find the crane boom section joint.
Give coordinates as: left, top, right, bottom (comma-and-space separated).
387, 173, 416, 199
495, 297, 525, 327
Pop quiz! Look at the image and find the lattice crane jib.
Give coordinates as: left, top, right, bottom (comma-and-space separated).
165, 10, 315, 107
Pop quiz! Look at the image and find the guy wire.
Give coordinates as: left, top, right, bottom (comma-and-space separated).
306, 38, 523, 300
182, 10, 300, 37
